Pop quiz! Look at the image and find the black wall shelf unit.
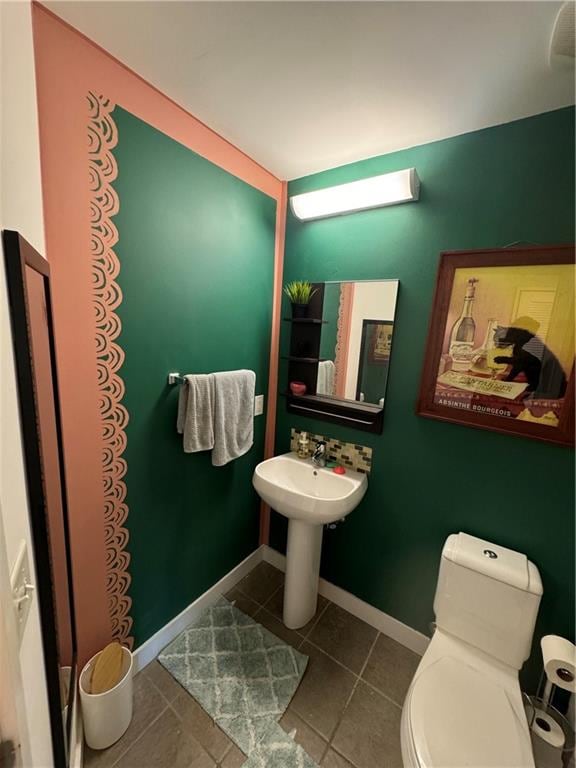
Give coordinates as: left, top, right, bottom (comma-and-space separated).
282, 356, 327, 363
285, 392, 383, 433
284, 283, 325, 395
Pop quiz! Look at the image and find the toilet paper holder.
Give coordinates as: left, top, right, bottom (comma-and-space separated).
541, 635, 576, 709
524, 635, 576, 768
525, 696, 574, 768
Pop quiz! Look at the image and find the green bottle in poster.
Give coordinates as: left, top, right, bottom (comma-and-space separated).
449, 278, 478, 371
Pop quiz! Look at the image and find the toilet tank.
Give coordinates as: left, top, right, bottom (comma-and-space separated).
434, 533, 543, 669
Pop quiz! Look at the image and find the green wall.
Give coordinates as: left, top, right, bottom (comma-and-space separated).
112, 108, 276, 646
274, 108, 575, 684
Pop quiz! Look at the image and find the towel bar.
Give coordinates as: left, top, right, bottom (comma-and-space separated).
167, 372, 186, 385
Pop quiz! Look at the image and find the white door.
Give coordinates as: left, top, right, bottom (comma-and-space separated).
0, 502, 30, 768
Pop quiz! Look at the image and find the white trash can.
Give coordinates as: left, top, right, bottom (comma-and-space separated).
79, 646, 133, 750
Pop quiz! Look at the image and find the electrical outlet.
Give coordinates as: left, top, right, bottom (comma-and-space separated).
10, 540, 34, 643
254, 394, 264, 416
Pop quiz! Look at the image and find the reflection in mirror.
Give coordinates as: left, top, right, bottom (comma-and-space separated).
317, 280, 399, 406
25, 264, 75, 739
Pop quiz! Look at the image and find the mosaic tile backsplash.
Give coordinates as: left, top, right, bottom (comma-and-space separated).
290, 428, 372, 474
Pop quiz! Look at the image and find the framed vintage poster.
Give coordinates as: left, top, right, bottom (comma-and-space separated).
368, 321, 394, 364
417, 245, 575, 446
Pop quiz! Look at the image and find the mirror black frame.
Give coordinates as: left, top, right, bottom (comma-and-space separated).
284, 281, 398, 433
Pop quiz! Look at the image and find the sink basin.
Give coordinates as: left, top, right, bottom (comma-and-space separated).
253, 452, 367, 524
253, 452, 368, 629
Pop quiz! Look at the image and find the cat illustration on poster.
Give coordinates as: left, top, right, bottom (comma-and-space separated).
494, 318, 568, 399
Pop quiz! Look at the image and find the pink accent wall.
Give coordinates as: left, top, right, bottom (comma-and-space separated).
32, 3, 283, 661
335, 283, 355, 398
260, 181, 287, 545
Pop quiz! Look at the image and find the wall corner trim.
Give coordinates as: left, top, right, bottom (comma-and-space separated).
259, 181, 288, 546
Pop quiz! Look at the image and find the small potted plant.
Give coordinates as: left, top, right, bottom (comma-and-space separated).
284, 281, 317, 319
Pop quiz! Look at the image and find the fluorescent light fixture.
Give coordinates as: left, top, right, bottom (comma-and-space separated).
290, 168, 420, 221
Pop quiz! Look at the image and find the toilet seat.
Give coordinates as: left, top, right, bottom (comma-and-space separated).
401, 633, 535, 768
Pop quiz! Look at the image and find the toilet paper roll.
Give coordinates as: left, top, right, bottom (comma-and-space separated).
541, 635, 576, 693
531, 709, 566, 750
530, 708, 566, 768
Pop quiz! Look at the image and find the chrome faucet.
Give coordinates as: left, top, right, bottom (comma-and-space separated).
311, 440, 327, 467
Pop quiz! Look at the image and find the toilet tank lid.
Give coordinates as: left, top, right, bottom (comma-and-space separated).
442, 533, 542, 594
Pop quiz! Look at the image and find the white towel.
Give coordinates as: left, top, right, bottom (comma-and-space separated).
177, 374, 215, 453
212, 370, 256, 467
316, 360, 336, 396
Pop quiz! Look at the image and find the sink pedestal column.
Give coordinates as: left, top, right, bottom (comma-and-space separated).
283, 519, 323, 630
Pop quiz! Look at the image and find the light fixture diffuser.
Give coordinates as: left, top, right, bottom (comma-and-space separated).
290, 168, 420, 221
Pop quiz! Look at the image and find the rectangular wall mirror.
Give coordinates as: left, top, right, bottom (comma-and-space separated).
3, 230, 77, 767
285, 279, 399, 432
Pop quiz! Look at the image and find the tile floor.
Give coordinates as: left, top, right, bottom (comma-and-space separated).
85, 561, 420, 768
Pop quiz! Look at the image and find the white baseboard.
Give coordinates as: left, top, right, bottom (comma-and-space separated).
262, 545, 429, 656
262, 544, 289, 572
132, 547, 264, 672
132, 543, 428, 675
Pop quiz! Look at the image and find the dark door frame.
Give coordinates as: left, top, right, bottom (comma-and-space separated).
355, 318, 394, 402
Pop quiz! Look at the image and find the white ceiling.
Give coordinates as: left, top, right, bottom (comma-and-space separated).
46, 1, 574, 180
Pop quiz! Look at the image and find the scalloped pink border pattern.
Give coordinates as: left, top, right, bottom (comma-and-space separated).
87, 92, 133, 648
334, 282, 355, 398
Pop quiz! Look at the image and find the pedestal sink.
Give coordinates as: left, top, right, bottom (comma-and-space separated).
253, 452, 368, 629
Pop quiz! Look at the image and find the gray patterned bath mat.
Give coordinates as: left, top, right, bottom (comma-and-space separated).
158, 597, 318, 767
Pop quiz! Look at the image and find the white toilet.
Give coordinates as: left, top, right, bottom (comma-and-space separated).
401, 532, 543, 768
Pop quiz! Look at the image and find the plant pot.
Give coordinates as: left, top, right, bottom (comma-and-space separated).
291, 303, 308, 319
290, 381, 307, 396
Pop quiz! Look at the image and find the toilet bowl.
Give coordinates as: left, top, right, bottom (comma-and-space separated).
401, 532, 543, 768
401, 631, 535, 767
